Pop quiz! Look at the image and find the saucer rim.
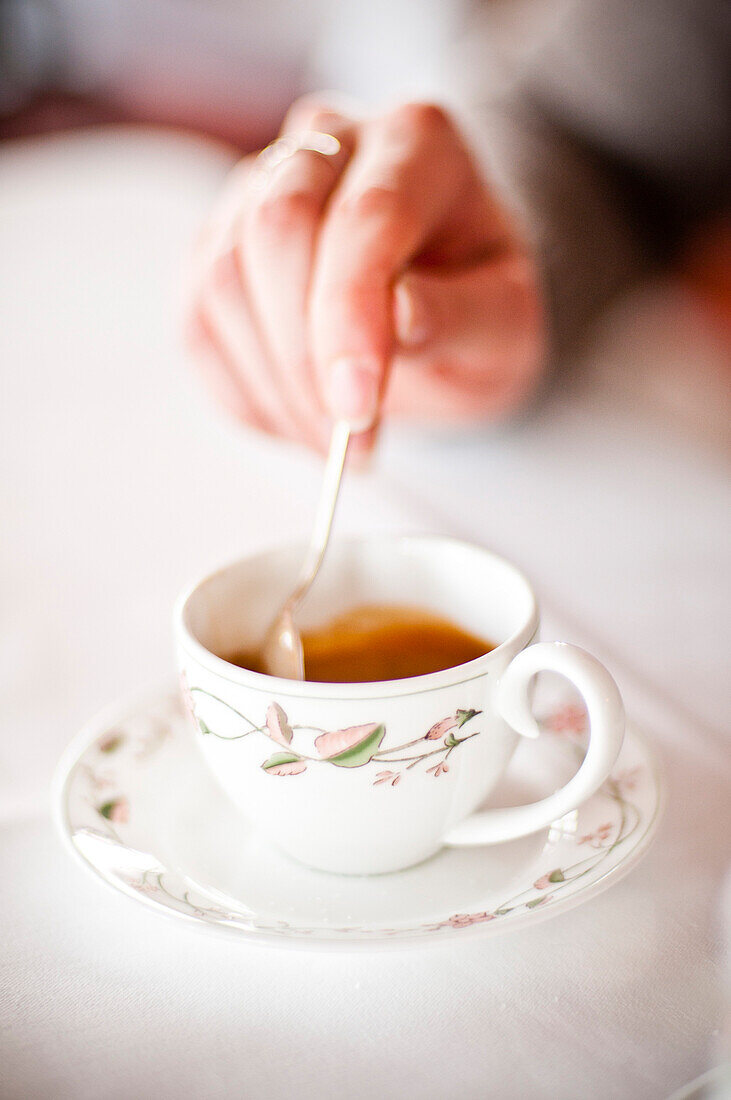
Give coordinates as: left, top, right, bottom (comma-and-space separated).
52, 687, 665, 953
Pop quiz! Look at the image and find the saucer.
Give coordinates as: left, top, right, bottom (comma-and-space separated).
53, 690, 663, 949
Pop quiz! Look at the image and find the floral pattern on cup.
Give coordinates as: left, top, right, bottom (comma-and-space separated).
533, 869, 565, 890
73, 692, 656, 940
182, 677, 483, 785
97, 796, 129, 824
544, 704, 588, 738
436, 911, 497, 929
577, 821, 615, 847
98, 733, 124, 754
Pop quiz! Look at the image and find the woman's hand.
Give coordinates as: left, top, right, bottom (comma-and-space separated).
184, 96, 546, 453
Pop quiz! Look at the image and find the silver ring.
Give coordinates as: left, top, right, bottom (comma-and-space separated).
255, 130, 342, 174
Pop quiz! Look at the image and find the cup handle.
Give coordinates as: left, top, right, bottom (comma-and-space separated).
443, 642, 625, 847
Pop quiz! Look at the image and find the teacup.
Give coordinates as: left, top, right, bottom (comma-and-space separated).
175, 536, 624, 875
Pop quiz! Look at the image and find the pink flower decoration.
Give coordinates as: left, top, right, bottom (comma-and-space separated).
373, 770, 400, 787
545, 704, 587, 737
425, 716, 458, 741
265, 702, 294, 747
109, 798, 129, 824
266, 759, 307, 776
578, 821, 613, 847
614, 767, 641, 795
426, 761, 450, 777
534, 874, 553, 890
315, 723, 379, 759
445, 912, 496, 929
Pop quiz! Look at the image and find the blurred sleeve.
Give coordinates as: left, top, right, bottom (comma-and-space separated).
0, 0, 58, 113
467, 0, 731, 360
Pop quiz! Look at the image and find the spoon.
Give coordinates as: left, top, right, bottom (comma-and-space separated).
260, 419, 352, 680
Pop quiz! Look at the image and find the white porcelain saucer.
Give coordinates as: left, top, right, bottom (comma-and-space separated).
53, 690, 663, 950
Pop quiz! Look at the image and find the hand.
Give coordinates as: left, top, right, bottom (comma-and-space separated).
184, 96, 546, 453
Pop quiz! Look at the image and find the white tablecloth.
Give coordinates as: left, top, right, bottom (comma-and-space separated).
1, 128, 729, 1100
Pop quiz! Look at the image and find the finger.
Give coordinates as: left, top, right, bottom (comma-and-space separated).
346, 424, 379, 468
240, 108, 355, 448
181, 156, 255, 326
185, 308, 274, 434
189, 156, 258, 269
281, 92, 363, 134
182, 160, 310, 441
385, 254, 545, 422
309, 104, 477, 429
200, 248, 318, 444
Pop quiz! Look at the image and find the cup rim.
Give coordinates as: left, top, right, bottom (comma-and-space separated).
174, 534, 540, 700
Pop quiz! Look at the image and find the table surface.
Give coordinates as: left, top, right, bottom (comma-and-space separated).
1, 127, 729, 1100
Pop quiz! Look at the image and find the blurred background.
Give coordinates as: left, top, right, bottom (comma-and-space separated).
0, 0, 557, 144
2, 0, 728, 374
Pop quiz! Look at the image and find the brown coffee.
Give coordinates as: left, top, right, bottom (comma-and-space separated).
228, 604, 494, 683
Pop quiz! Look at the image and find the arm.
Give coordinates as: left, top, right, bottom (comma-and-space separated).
185, 0, 730, 446
467, 0, 730, 359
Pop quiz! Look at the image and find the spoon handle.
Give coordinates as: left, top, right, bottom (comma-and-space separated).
291, 419, 351, 606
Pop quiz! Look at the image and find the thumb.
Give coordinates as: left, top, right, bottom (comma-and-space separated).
387, 256, 544, 421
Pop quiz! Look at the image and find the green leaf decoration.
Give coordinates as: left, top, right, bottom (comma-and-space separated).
444, 731, 459, 748
548, 869, 565, 883
526, 895, 548, 909
198, 719, 212, 736
456, 709, 481, 728
98, 801, 116, 820
261, 751, 303, 771
99, 735, 123, 753
327, 724, 386, 768
494, 908, 512, 916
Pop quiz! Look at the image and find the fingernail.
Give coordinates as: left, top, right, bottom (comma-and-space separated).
394, 282, 430, 346
327, 357, 381, 432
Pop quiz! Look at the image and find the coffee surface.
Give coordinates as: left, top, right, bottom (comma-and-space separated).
228, 604, 494, 683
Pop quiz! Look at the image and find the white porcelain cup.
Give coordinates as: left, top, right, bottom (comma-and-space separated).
175, 536, 624, 875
